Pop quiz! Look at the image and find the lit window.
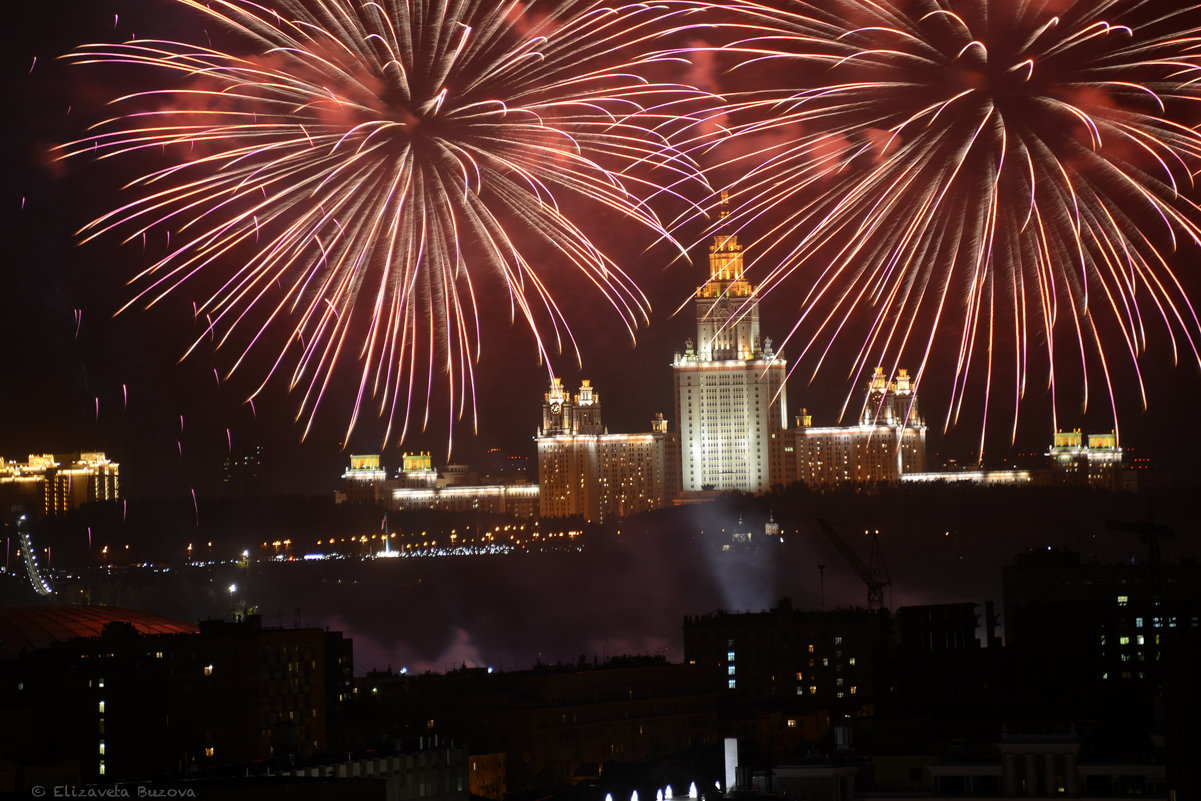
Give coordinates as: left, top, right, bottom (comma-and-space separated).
99, 761, 105, 776
99, 742, 105, 755
807, 644, 815, 653
1117, 595, 1128, 606
98, 701, 105, 713
727, 665, 736, 675
834, 636, 843, 645
848, 657, 856, 666
728, 679, 736, 689
205, 747, 214, 757
809, 685, 817, 695
204, 665, 214, 676
795, 672, 803, 681
849, 686, 857, 695
727, 651, 736, 662
787, 719, 797, 728
1120, 636, 1130, 646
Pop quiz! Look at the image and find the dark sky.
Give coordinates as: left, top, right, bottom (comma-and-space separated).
4, 0, 1200, 502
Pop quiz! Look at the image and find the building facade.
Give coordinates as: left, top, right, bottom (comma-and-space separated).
683, 600, 888, 708
536, 378, 679, 520
1, 612, 351, 782
795, 367, 927, 488
673, 207, 792, 494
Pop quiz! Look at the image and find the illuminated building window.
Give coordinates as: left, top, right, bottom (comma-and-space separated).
848, 657, 856, 666
850, 686, 857, 695
822, 658, 829, 667
787, 719, 797, 728
795, 672, 803, 680
1117, 595, 1128, 606
807, 644, 815, 653
809, 685, 817, 695
728, 679, 736, 689
99, 742, 105, 755
1135, 617, 1144, 628
834, 636, 843, 645
727, 651, 735, 662
204, 665, 214, 676
1137, 635, 1145, 645
99, 761, 105, 776
1119, 636, 1130, 646
205, 747, 214, 757
98, 701, 105, 713
97, 679, 105, 688
727, 665, 736, 676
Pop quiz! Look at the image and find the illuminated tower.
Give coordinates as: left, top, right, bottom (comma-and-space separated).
673, 198, 792, 494
796, 367, 927, 487
536, 379, 680, 520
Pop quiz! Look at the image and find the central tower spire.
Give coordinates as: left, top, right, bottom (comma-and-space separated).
696, 191, 759, 361
673, 191, 792, 495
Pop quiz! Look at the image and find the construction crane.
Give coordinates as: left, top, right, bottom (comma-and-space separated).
1106, 515, 1173, 564
817, 518, 891, 611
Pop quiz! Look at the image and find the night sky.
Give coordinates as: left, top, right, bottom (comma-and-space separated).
4, 0, 1201, 503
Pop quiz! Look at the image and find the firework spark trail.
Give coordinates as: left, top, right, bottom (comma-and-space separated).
59, 0, 713, 448
675, 0, 1201, 450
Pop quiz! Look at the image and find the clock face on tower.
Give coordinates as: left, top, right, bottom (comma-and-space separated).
551, 403, 561, 415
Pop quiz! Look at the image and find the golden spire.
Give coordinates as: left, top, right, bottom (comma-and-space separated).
703, 190, 750, 294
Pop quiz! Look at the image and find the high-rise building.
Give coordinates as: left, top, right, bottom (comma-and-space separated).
1047, 430, 1128, 490
0, 452, 119, 517
672, 203, 792, 494
536, 378, 679, 520
340, 453, 538, 517
222, 442, 269, 496
795, 367, 927, 487
341, 453, 389, 504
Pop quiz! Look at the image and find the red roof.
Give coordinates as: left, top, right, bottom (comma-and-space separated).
0, 605, 196, 658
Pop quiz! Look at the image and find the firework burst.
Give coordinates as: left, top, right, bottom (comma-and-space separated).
684, 0, 1201, 450
59, 0, 710, 446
